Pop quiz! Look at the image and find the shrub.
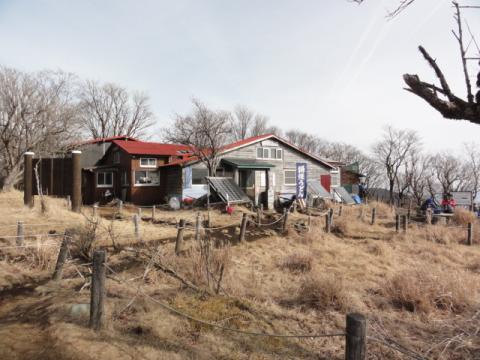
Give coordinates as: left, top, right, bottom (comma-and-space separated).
288, 274, 349, 311
279, 253, 313, 273
452, 208, 477, 226
382, 268, 477, 314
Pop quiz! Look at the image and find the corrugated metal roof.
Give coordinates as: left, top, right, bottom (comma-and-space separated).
334, 186, 356, 205
307, 180, 332, 199
113, 140, 192, 156
221, 158, 275, 169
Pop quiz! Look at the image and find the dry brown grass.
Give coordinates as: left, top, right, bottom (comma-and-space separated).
1, 191, 480, 359
452, 207, 477, 226
278, 252, 313, 273
285, 274, 350, 311
381, 267, 478, 314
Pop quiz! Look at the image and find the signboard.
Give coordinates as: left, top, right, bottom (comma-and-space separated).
296, 163, 307, 199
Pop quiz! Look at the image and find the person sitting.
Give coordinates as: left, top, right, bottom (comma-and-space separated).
441, 193, 456, 214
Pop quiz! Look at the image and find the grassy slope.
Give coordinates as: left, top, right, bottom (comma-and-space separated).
0, 191, 479, 359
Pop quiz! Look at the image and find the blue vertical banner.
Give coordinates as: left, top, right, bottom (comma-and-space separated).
296, 163, 307, 199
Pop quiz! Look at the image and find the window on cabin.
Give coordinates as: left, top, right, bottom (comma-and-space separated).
192, 168, 208, 185
256, 147, 282, 160
284, 170, 296, 186
140, 158, 157, 167
134, 170, 159, 185
97, 172, 113, 187
113, 151, 120, 164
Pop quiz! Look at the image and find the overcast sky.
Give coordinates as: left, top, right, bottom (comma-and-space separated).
0, 0, 479, 154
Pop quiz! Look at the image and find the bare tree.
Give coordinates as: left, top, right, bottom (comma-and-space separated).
373, 126, 420, 203
78, 80, 154, 139
464, 142, 480, 200
164, 99, 231, 175
0, 67, 78, 190
407, 152, 430, 205
403, 2, 480, 125
430, 152, 468, 193
230, 105, 254, 141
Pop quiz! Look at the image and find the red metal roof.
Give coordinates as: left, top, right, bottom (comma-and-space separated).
112, 140, 193, 156
76, 135, 138, 146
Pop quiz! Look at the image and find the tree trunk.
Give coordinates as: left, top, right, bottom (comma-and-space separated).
0, 166, 22, 191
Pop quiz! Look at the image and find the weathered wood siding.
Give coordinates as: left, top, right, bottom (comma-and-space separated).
189, 139, 331, 195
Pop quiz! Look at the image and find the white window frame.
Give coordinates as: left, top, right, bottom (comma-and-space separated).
256, 147, 282, 160
134, 170, 160, 187
97, 172, 114, 188
284, 169, 296, 186
140, 158, 157, 168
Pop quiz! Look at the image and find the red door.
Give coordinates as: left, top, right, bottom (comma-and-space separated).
321, 175, 331, 192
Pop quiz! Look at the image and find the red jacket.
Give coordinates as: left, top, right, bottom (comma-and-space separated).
441, 198, 456, 207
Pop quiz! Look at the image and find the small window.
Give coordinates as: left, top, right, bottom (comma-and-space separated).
140, 158, 157, 168
134, 170, 159, 186
113, 152, 120, 164
97, 172, 113, 187
284, 170, 296, 186
192, 168, 208, 185
256, 147, 282, 160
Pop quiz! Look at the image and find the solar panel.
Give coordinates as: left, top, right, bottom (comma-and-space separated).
334, 186, 356, 205
307, 180, 332, 199
206, 177, 251, 204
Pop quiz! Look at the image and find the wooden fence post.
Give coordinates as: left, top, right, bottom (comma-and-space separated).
239, 213, 248, 242
195, 212, 201, 241
426, 208, 432, 225
338, 205, 343, 217
133, 214, 140, 242
71, 150, 82, 213
307, 209, 311, 230
371, 208, 376, 225
402, 214, 408, 232
16, 221, 24, 247
325, 213, 331, 233
467, 222, 473, 246
329, 208, 334, 226
52, 233, 70, 280
256, 206, 261, 228
118, 200, 123, 214
66, 195, 71, 209
137, 207, 142, 218
282, 208, 289, 233
89, 250, 106, 330
175, 219, 185, 255
152, 205, 156, 220
93, 205, 98, 218
24, 152, 34, 208
395, 214, 400, 232
345, 313, 366, 360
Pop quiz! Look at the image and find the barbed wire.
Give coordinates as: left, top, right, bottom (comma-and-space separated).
368, 336, 429, 360
102, 260, 345, 339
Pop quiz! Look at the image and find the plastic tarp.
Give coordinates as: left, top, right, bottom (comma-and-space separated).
333, 186, 356, 205
307, 180, 332, 199
183, 185, 208, 200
